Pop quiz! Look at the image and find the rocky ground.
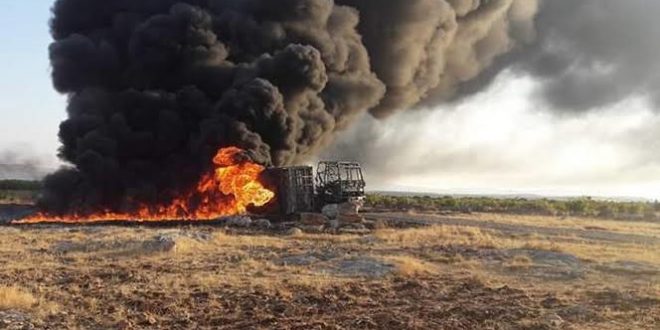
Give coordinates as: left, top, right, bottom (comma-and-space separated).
0, 207, 658, 329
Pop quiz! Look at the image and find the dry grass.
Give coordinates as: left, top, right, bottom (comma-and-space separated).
374, 224, 659, 264
470, 213, 660, 238
0, 286, 37, 311
385, 256, 438, 277
504, 255, 533, 269
0, 210, 658, 329
374, 225, 499, 248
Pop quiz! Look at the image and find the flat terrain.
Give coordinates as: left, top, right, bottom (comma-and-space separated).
0, 209, 658, 329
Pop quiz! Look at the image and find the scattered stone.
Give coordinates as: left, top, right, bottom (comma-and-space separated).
321, 204, 339, 219
286, 227, 303, 236
184, 232, 213, 241
344, 223, 367, 230
144, 235, 178, 252
358, 236, 383, 245
327, 219, 340, 230
338, 201, 362, 215
223, 216, 253, 228
299, 212, 329, 226
280, 254, 321, 266
252, 218, 273, 229
541, 313, 565, 328
331, 257, 395, 278
0, 310, 32, 329
51, 231, 214, 255
507, 249, 583, 280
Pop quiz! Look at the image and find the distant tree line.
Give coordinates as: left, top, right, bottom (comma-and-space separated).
0, 180, 41, 204
0, 180, 42, 191
365, 194, 660, 221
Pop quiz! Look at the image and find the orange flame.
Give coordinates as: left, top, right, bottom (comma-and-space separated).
13, 147, 275, 224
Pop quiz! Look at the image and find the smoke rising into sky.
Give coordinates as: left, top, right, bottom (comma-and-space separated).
0, 0, 659, 203
324, 0, 660, 199
512, 0, 660, 112
39, 0, 542, 213
325, 72, 660, 199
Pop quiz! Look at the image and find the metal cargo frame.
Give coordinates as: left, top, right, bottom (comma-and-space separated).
268, 166, 315, 215
316, 161, 366, 204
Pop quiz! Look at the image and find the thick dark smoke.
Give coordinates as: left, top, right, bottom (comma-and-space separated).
42, 0, 537, 214
326, 0, 660, 192
457, 0, 660, 112
337, 0, 538, 117
518, 0, 660, 111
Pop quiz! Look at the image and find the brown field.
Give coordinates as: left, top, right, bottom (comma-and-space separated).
0, 210, 658, 329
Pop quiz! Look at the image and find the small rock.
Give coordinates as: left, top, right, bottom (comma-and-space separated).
286, 227, 303, 236
541, 313, 564, 328
321, 204, 339, 219
343, 223, 367, 230
338, 200, 363, 215
327, 219, 340, 229
252, 218, 273, 229
332, 257, 395, 277
280, 254, 320, 266
223, 216, 253, 227
187, 232, 213, 241
358, 236, 382, 244
146, 235, 178, 252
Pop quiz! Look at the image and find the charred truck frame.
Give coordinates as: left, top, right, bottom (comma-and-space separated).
267, 162, 366, 215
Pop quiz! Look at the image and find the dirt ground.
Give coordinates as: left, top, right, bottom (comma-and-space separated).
0, 209, 658, 329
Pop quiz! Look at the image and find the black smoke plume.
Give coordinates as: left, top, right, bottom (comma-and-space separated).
516, 0, 660, 112
325, 0, 660, 190
42, 0, 537, 214
455, 0, 660, 112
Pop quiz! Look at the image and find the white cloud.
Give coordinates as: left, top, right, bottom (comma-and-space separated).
325, 71, 660, 199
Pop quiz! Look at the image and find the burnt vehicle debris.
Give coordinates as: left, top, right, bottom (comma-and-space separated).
267, 161, 366, 215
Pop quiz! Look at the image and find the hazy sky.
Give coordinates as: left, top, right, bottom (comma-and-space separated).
0, 1, 65, 166
325, 72, 660, 199
1, 1, 659, 199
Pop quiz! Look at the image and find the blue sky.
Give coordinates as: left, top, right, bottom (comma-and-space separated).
0, 1, 66, 166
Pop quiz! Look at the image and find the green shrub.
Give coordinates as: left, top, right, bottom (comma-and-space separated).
0, 180, 42, 191
365, 193, 657, 221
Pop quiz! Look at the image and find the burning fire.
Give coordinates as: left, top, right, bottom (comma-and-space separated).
14, 147, 275, 224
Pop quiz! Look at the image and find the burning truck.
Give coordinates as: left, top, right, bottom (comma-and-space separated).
29, 0, 538, 225
14, 147, 365, 224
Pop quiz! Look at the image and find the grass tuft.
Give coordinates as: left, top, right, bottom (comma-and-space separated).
0, 285, 37, 311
